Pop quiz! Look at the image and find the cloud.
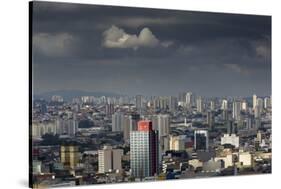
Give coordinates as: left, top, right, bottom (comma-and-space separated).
102, 25, 170, 50
224, 63, 251, 75
111, 17, 181, 28
33, 33, 75, 56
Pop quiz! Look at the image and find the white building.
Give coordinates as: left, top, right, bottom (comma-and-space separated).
221, 134, 239, 148
221, 99, 228, 110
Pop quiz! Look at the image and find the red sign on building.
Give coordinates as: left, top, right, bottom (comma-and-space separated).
137, 120, 152, 131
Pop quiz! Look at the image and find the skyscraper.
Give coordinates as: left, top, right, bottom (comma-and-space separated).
232, 101, 242, 121
185, 92, 193, 110
123, 115, 131, 142
207, 111, 214, 129
194, 130, 209, 151
152, 114, 170, 138
130, 120, 159, 179
168, 96, 178, 112
136, 95, 143, 114
105, 103, 114, 117
210, 100, 215, 111
196, 96, 203, 113
112, 112, 124, 132
98, 146, 123, 173
152, 114, 170, 162
253, 94, 257, 109
221, 99, 228, 110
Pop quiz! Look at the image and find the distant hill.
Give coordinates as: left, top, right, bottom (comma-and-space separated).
33, 89, 123, 101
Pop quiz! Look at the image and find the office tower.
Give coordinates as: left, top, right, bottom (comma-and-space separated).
130, 120, 159, 179
129, 114, 141, 131
60, 145, 79, 169
105, 103, 114, 117
152, 114, 170, 138
227, 120, 237, 134
152, 114, 170, 162
254, 98, 263, 118
241, 100, 247, 111
264, 97, 271, 109
185, 92, 193, 109
221, 99, 228, 110
196, 96, 203, 113
221, 134, 239, 148
253, 94, 257, 109
207, 111, 215, 129
194, 130, 209, 151
210, 100, 215, 111
246, 117, 253, 130
222, 110, 229, 121
168, 96, 177, 112
169, 135, 186, 151
136, 95, 143, 113
123, 115, 131, 142
98, 146, 123, 173
232, 101, 242, 121
112, 112, 124, 132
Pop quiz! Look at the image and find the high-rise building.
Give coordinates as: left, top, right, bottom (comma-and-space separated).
123, 115, 131, 142
152, 114, 170, 162
136, 95, 143, 114
227, 120, 237, 134
98, 146, 123, 173
207, 111, 215, 129
130, 120, 159, 179
112, 112, 124, 132
254, 98, 264, 118
129, 114, 141, 131
232, 101, 242, 121
185, 92, 193, 109
194, 130, 209, 151
264, 97, 271, 109
105, 103, 114, 117
169, 135, 186, 151
152, 114, 170, 138
168, 96, 178, 112
253, 94, 257, 109
196, 96, 203, 113
60, 145, 79, 169
241, 100, 247, 111
221, 99, 228, 110
210, 100, 215, 111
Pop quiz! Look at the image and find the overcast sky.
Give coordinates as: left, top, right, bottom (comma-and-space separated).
32, 1, 271, 97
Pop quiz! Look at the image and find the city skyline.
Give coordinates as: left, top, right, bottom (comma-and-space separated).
32, 2, 271, 97
30, 2, 272, 187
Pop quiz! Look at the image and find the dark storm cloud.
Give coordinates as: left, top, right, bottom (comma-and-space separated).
32, 1, 271, 97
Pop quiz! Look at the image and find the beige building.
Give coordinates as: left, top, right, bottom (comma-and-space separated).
238, 152, 253, 167
60, 145, 79, 169
169, 135, 185, 151
98, 146, 123, 173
